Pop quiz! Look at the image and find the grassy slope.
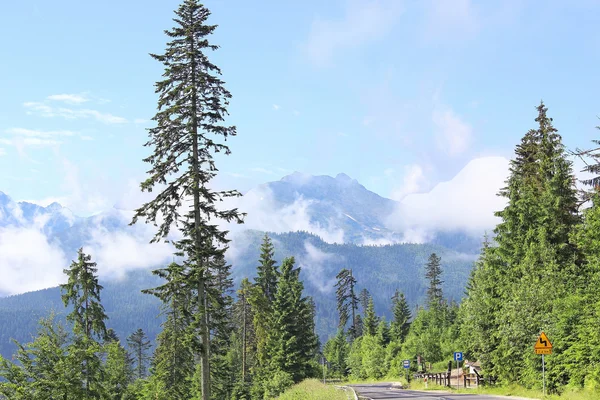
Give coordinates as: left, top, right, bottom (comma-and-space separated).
277, 379, 348, 400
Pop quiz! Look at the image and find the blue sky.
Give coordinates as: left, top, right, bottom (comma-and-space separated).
1, 0, 599, 215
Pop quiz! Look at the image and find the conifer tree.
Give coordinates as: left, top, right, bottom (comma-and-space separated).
255, 234, 278, 303
335, 268, 360, 340
0, 315, 82, 399
390, 289, 411, 343
127, 328, 152, 380
424, 253, 444, 310
363, 297, 379, 336
61, 248, 108, 399
463, 102, 581, 387
143, 262, 195, 399
233, 278, 256, 390
104, 340, 134, 399
61, 248, 108, 341
359, 288, 371, 313
267, 257, 317, 385
130, 1, 244, 398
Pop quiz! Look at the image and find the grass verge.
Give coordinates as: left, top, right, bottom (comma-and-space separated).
277, 379, 349, 400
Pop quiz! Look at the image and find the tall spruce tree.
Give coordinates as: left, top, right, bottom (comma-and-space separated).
127, 329, 152, 380
234, 278, 256, 386
130, 1, 244, 398
363, 297, 379, 337
424, 253, 444, 310
390, 289, 411, 343
267, 257, 318, 385
255, 234, 278, 303
335, 268, 360, 340
463, 102, 581, 387
359, 288, 371, 314
61, 248, 108, 399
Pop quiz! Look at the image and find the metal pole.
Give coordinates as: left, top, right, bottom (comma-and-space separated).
323, 360, 326, 384
542, 354, 545, 396
457, 359, 459, 390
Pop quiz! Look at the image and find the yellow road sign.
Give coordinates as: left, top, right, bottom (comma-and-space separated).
534, 332, 552, 354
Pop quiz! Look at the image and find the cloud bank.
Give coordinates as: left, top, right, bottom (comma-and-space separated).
386, 156, 510, 242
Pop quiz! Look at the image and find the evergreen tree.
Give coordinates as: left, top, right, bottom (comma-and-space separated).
130, 1, 244, 398
463, 102, 581, 387
390, 289, 411, 343
359, 288, 371, 314
104, 340, 134, 399
323, 329, 348, 377
267, 257, 318, 385
424, 253, 444, 310
61, 248, 108, 341
335, 268, 360, 340
127, 328, 152, 380
143, 262, 195, 399
375, 318, 391, 346
363, 297, 378, 336
0, 315, 82, 399
234, 278, 255, 384
255, 234, 279, 303
205, 253, 235, 400
61, 249, 108, 399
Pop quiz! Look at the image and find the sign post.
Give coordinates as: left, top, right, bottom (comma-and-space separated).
403, 360, 410, 384
453, 352, 463, 390
534, 332, 552, 397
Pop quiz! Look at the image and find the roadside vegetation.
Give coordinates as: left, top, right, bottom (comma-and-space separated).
275, 380, 348, 400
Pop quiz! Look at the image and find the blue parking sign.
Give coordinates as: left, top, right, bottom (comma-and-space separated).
453, 352, 463, 361
403, 360, 410, 369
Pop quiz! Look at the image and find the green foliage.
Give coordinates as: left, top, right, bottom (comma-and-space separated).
323, 329, 348, 377
425, 253, 444, 310
362, 297, 379, 337
104, 340, 134, 399
255, 234, 279, 303
390, 290, 411, 343
276, 379, 347, 400
334, 269, 359, 340
127, 328, 151, 380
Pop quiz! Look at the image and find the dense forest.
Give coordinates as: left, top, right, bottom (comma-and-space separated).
1, 0, 599, 399
0, 230, 475, 360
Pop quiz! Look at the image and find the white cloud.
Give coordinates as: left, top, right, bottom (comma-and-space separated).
83, 211, 174, 280
390, 164, 429, 201
0, 148, 5, 156
293, 110, 300, 116
298, 242, 339, 293
23, 101, 127, 124
386, 156, 510, 239
303, 0, 403, 66
47, 93, 89, 104
433, 107, 473, 156
272, 104, 280, 111
222, 186, 345, 244
0, 226, 67, 295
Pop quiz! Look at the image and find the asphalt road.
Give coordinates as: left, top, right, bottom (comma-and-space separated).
349, 383, 522, 400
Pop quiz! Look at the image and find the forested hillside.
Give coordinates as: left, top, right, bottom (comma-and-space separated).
0, 230, 475, 360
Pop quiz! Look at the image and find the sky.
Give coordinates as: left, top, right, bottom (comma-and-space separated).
1, 0, 599, 216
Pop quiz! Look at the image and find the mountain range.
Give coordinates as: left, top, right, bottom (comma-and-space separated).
0, 171, 487, 358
